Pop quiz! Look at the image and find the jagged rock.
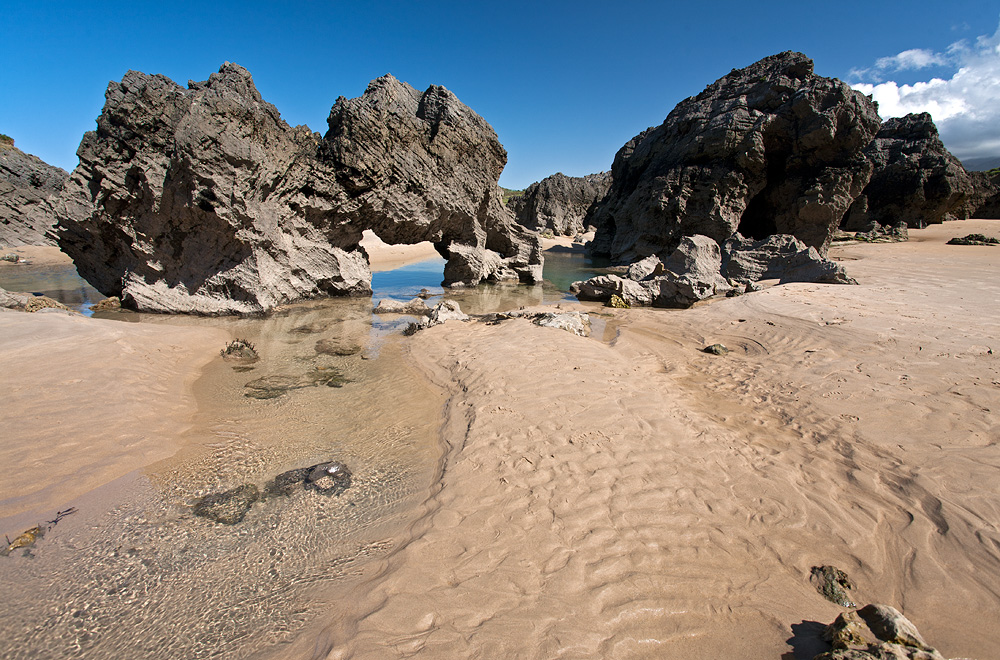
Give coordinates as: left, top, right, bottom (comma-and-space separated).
811, 565, 856, 607
814, 604, 948, 660
723, 233, 856, 285
508, 171, 611, 235
192, 484, 261, 524
54, 64, 542, 314
572, 235, 730, 307
587, 52, 880, 263
853, 222, 908, 243
843, 113, 973, 230
967, 170, 1000, 218
0, 135, 68, 247
606, 294, 630, 308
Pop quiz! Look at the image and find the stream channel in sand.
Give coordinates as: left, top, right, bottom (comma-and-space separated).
0, 247, 612, 659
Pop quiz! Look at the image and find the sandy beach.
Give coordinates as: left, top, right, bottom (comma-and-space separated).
1, 222, 998, 658
288, 220, 1000, 659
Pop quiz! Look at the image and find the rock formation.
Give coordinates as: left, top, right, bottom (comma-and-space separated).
587, 51, 881, 264
571, 232, 854, 308
0, 135, 68, 246
843, 113, 974, 230
968, 169, 1000, 218
815, 604, 953, 660
508, 171, 611, 235
54, 64, 542, 314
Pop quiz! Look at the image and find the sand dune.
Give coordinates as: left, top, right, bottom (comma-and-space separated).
293, 220, 1000, 659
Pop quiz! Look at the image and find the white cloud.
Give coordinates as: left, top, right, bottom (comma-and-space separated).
850, 21, 1000, 161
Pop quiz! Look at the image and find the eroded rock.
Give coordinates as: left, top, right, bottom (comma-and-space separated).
508, 171, 611, 236
843, 113, 973, 230
723, 234, 856, 285
811, 565, 856, 607
55, 64, 541, 314
587, 52, 881, 263
0, 136, 67, 247
814, 604, 948, 660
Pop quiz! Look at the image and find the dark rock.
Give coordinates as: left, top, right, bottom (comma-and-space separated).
508, 171, 611, 235
305, 461, 352, 495
0, 136, 68, 247
192, 484, 260, 524
262, 467, 311, 499
843, 113, 974, 230
967, 170, 1000, 218
947, 233, 998, 246
54, 64, 542, 314
853, 222, 908, 243
810, 565, 856, 607
723, 234, 856, 285
703, 344, 729, 355
587, 52, 881, 264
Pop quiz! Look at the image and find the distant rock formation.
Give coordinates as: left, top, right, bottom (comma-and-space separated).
587, 51, 881, 264
968, 170, 1000, 218
55, 64, 542, 314
0, 136, 68, 246
842, 113, 973, 230
508, 171, 611, 235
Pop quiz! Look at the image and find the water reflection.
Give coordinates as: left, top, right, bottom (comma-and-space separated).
0, 262, 102, 315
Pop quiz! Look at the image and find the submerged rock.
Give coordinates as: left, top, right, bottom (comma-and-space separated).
55, 64, 541, 314
304, 461, 352, 495
587, 51, 881, 263
243, 367, 348, 399
192, 484, 261, 524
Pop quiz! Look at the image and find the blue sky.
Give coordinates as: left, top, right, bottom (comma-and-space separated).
3, 1, 999, 188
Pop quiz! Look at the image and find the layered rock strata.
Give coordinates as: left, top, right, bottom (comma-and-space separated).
508, 171, 611, 235
55, 64, 542, 314
587, 51, 882, 264
843, 113, 973, 230
0, 136, 68, 246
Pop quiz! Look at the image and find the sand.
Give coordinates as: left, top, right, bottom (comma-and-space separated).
2, 223, 998, 658
361, 230, 441, 272
0, 310, 228, 519
289, 220, 1000, 659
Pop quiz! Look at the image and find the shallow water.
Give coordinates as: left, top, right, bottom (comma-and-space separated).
0, 262, 102, 315
0, 251, 606, 659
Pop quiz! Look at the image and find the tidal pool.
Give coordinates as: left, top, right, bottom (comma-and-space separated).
0, 250, 608, 658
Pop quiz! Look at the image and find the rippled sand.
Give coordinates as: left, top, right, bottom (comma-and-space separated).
288, 220, 1000, 659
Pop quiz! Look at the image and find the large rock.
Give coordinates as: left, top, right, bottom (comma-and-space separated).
968, 170, 1000, 218
587, 52, 881, 264
54, 64, 542, 314
723, 233, 856, 285
508, 171, 611, 235
843, 113, 974, 230
0, 136, 68, 246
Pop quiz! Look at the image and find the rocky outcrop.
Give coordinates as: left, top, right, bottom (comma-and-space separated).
815, 604, 952, 660
54, 63, 542, 314
508, 171, 611, 235
0, 136, 68, 246
968, 170, 1000, 218
843, 113, 973, 230
572, 232, 854, 308
587, 52, 881, 264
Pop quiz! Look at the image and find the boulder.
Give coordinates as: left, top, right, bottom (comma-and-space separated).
723, 233, 856, 285
508, 171, 611, 235
843, 113, 974, 230
0, 135, 68, 247
587, 52, 881, 263
531, 311, 591, 337
814, 604, 948, 660
54, 64, 542, 314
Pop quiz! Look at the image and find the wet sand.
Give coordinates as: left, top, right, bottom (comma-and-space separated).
289, 220, 1000, 659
